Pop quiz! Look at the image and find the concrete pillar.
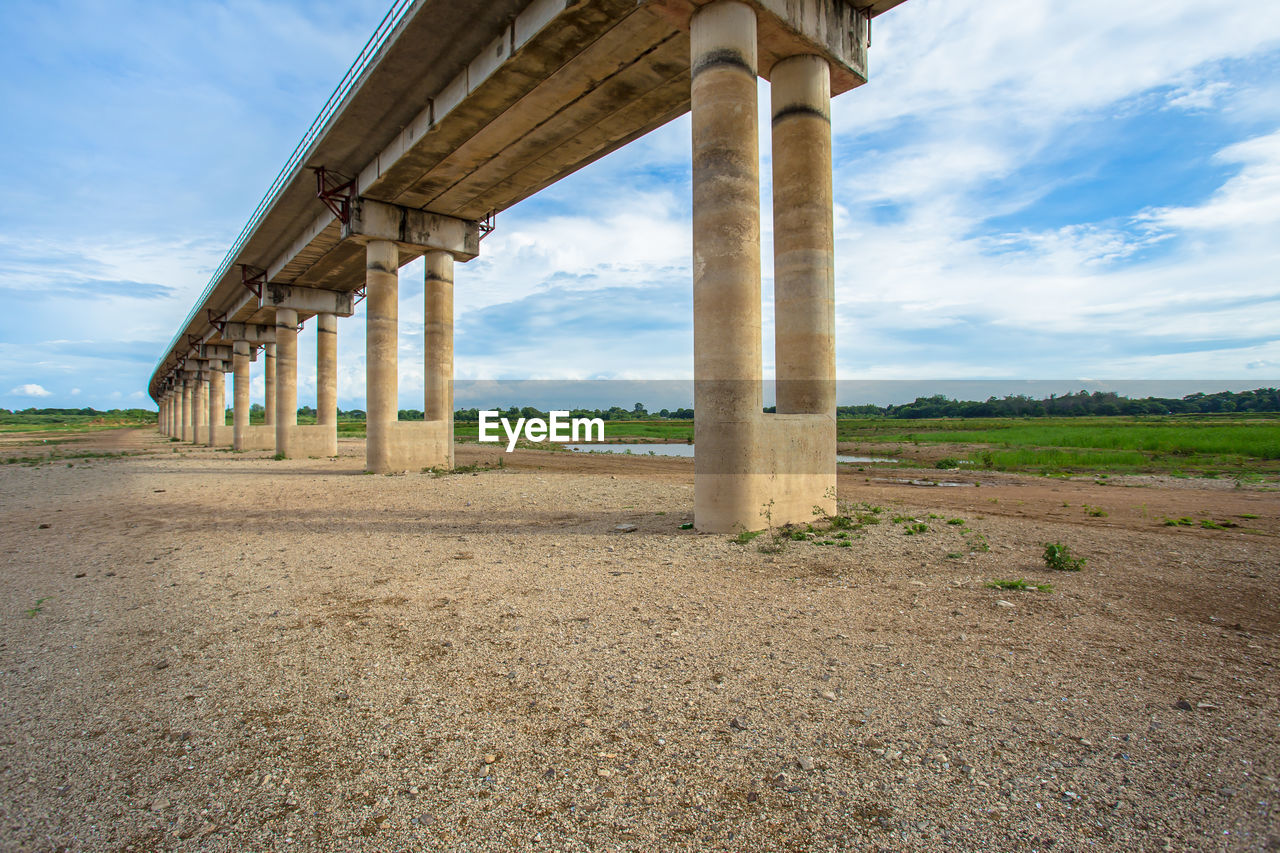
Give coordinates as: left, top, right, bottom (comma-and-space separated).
163, 396, 170, 435
264, 343, 276, 427
317, 313, 338, 427
193, 370, 209, 446
365, 240, 399, 473
772, 54, 835, 418
691, 0, 762, 532
181, 379, 193, 443
208, 364, 225, 447
424, 251, 454, 468
233, 341, 251, 450
274, 308, 298, 457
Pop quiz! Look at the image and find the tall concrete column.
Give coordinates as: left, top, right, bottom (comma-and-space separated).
424, 251, 454, 468
208, 364, 225, 447
691, 0, 762, 531
772, 54, 835, 417
193, 371, 209, 446
233, 341, 251, 450
365, 240, 399, 473
264, 343, 276, 427
181, 379, 193, 443
275, 308, 298, 457
317, 313, 338, 428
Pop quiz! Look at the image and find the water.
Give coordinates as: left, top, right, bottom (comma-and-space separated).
565, 443, 896, 463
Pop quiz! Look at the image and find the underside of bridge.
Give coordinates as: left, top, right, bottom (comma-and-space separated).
152, 0, 908, 532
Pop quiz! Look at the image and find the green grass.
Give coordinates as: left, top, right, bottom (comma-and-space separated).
985, 578, 1053, 592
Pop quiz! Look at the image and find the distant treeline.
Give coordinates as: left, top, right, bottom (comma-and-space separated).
389, 388, 1280, 421
0, 407, 157, 423
9, 389, 1277, 425
836, 388, 1280, 419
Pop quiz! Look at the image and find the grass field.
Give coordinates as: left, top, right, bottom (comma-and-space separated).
6, 412, 1277, 480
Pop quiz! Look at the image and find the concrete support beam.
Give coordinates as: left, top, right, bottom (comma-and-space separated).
317, 314, 338, 429
221, 323, 276, 344
425, 251, 455, 469
233, 341, 250, 450
365, 241, 398, 474
691, 0, 763, 532
181, 379, 193, 443
264, 343, 276, 427
207, 364, 227, 447
343, 198, 481, 262
274, 309, 299, 457
193, 369, 209, 446
261, 284, 355, 317
200, 343, 233, 362
773, 54, 834, 418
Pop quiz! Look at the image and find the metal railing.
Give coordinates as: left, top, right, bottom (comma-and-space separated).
150, 0, 419, 393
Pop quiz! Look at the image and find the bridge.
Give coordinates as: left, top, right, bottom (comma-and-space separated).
150, 0, 908, 531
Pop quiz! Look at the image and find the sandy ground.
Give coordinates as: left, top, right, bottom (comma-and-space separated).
0, 428, 1277, 852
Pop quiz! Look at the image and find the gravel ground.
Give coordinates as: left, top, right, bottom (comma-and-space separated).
0, 429, 1277, 852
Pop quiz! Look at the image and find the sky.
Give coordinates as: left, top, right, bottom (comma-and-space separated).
1, 0, 1278, 411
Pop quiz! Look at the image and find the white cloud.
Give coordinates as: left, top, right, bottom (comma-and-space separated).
10, 383, 52, 397
1144, 129, 1280, 230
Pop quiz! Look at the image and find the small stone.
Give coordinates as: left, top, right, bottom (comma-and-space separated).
334, 692, 349, 702
797, 756, 815, 772
746, 790, 758, 803
38, 523, 50, 529
995, 600, 1015, 609
597, 768, 612, 778
615, 524, 638, 533
154, 660, 169, 670
820, 690, 837, 702
484, 754, 497, 764
729, 717, 748, 731
1174, 699, 1194, 711
1195, 702, 1219, 711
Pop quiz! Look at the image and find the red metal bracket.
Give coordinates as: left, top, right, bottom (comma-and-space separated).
353, 285, 367, 307
187, 334, 202, 351
240, 265, 266, 299
479, 210, 496, 239
313, 166, 355, 224
207, 309, 227, 335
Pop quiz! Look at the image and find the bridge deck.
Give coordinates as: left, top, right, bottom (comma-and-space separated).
151, 0, 904, 397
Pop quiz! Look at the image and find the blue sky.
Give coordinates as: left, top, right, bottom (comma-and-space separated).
1, 0, 1278, 410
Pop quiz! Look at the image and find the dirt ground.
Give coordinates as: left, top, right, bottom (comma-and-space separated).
0, 428, 1276, 852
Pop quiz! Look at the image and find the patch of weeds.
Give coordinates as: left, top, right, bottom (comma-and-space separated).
1163, 516, 1194, 527
427, 461, 502, 476
789, 529, 809, 541
25, 597, 50, 617
945, 552, 964, 560
1237, 513, 1260, 520
903, 522, 929, 536
1082, 505, 1108, 518
1043, 542, 1086, 572
655, 511, 666, 516
946, 518, 965, 526
1199, 519, 1238, 530
984, 578, 1052, 592
837, 541, 852, 548
273, 452, 286, 461
967, 532, 990, 553
732, 530, 764, 545
890, 514, 912, 524
935, 458, 960, 469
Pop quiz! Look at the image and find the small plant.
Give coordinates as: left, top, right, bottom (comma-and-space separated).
1082, 505, 1108, 518
935, 458, 960, 469
903, 522, 928, 536
1237, 513, 1259, 520
1163, 516, 1194, 527
946, 518, 964, 526
1199, 519, 1236, 530
273, 452, 286, 461
25, 597, 50, 617
732, 529, 763, 545
788, 529, 809, 541
984, 578, 1052, 592
1043, 542, 1085, 572
945, 552, 964, 560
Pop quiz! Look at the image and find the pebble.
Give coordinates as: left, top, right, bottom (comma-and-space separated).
729, 717, 748, 730
820, 690, 837, 702
615, 524, 638, 533
484, 754, 497, 764
995, 600, 1015, 609
797, 756, 815, 772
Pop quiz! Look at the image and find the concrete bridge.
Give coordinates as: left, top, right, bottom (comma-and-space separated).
151, 0, 907, 532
